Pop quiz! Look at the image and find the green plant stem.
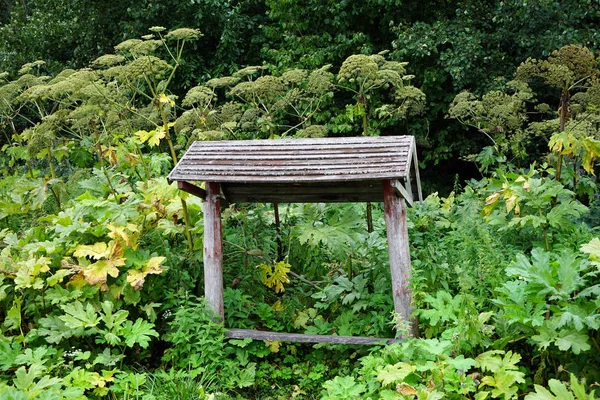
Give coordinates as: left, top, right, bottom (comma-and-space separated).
41, 286, 46, 316
366, 202, 373, 233
180, 198, 194, 253
94, 131, 120, 204
135, 144, 151, 182
26, 158, 34, 178
158, 104, 194, 253
49, 185, 62, 211
47, 146, 56, 179
102, 166, 120, 204
590, 333, 600, 354
358, 95, 375, 235
555, 154, 563, 183
274, 202, 283, 261
555, 89, 569, 182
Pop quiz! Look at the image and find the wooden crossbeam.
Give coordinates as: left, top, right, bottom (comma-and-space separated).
391, 180, 414, 206
177, 181, 206, 199
412, 145, 423, 202
225, 328, 400, 345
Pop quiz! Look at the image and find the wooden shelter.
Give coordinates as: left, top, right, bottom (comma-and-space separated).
167, 135, 422, 343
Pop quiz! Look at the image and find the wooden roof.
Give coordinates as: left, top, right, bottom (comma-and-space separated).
167, 136, 422, 204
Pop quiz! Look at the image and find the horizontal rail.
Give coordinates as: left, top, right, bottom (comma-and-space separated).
225, 328, 400, 345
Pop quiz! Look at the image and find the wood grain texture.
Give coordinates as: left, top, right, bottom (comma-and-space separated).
177, 181, 206, 199
383, 180, 416, 337
203, 182, 224, 319
224, 328, 401, 345
167, 136, 420, 203
412, 145, 423, 202
167, 136, 413, 184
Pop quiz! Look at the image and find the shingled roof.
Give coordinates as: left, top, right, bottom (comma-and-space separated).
167, 136, 422, 204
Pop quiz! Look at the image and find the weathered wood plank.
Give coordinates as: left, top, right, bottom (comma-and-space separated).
221, 193, 384, 203
203, 182, 224, 319
173, 166, 405, 177
225, 181, 382, 194
220, 181, 383, 203
169, 171, 410, 184
188, 136, 413, 148
177, 181, 206, 199
175, 158, 408, 169
179, 151, 409, 161
224, 328, 401, 345
182, 157, 407, 166
174, 166, 406, 176
391, 180, 414, 206
383, 180, 416, 337
186, 145, 410, 154
412, 145, 423, 202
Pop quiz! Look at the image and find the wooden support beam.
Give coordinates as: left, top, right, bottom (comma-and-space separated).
225, 328, 400, 345
383, 180, 416, 337
203, 182, 224, 319
177, 181, 206, 199
412, 145, 423, 202
391, 180, 414, 207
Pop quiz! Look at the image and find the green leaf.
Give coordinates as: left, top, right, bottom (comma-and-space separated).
0, 339, 22, 371
581, 238, 600, 267
123, 319, 159, 348
100, 301, 129, 331
3, 298, 22, 332
0, 387, 29, 400
556, 330, 591, 354
93, 348, 124, 367
447, 355, 477, 371
376, 362, 416, 387
322, 376, 367, 400
531, 325, 558, 350
569, 373, 593, 400
475, 350, 506, 373
59, 301, 100, 329
236, 363, 256, 388
525, 379, 578, 400
15, 347, 56, 368
38, 316, 78, 344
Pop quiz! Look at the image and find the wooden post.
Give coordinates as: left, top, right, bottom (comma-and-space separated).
203, 182, 224, 319
383, 180, 416, 337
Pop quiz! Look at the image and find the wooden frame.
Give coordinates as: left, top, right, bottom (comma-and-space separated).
170, 136, 423, 344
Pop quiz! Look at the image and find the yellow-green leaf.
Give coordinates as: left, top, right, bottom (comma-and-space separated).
83, 259, 125, 285
126, 256, 166, 290
157, 93, 175, 107
74, 242, 110, 260
135, 129, 165, 147
258, 261, 291, 293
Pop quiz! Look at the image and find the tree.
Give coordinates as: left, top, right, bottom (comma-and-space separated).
391, 0, 600, 166
449, 45, 600, 196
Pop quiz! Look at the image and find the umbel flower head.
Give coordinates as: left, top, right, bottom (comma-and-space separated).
182, 86, 216, 108
206, 76, 240, 89
338, 54, 379, 84
165, 28, 202, 41
91, 55, 126, 69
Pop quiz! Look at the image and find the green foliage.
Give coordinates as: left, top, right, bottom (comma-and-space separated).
1, 17, 600, 399
525, 374, 597, 400
162, 294, 256, 392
